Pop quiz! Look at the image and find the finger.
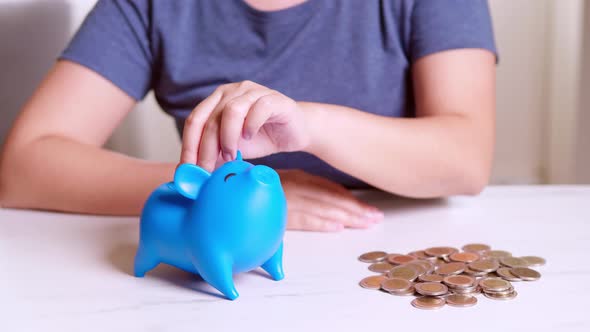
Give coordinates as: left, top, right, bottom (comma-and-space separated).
193, 85, 249, 169
197, 112, 222, 172
296, 195, 375, 229
287, 211, 344, 232
219, 90, 273, 161
242, 93, 283, 140
300, 174, 384, 222
180, 89, 223, 164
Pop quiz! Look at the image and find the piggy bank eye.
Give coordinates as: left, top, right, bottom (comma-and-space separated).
224, 173, 236, 182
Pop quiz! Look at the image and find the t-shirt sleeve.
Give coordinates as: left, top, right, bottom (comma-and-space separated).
59, 0, 152, 100
409, 0, 497, 62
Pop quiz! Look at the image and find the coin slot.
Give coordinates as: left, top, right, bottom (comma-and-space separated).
224, 173, 236, 182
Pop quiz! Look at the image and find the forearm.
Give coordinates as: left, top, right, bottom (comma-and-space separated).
302, 102, 493, 198
0, 135, 175, 215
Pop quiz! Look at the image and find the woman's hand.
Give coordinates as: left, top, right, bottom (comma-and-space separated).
180, 80, 310, 171
280, 169, 384, 232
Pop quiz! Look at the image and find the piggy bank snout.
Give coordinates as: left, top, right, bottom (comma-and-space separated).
248, 165, 280, 185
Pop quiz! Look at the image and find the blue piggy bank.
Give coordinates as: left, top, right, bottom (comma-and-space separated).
134, 152, 287, 300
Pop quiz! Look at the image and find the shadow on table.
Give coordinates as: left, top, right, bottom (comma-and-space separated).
107, 234, 269, 299
107, 234, 225, 299
354, 190, 449, 215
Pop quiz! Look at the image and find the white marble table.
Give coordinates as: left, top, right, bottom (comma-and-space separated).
1, 186, 589, 332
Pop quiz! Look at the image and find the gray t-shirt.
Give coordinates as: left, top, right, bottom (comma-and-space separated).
60, 0, 497, 188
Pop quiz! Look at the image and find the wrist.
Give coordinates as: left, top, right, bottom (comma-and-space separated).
298, 101, 325, 156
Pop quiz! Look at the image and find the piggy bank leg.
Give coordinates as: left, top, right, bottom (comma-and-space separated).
261, 242, 284, 281
134, 244, 160, 277
193, 252, 239, 300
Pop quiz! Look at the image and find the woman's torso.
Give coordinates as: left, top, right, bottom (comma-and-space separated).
150, 0, 415, 187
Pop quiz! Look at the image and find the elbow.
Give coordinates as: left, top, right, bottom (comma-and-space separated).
459, 172, 489, 196
455, 159, 491, 196
0, 143, 22, 208
0, 151, 9, 208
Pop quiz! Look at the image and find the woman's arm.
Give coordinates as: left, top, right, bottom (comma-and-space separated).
302, 49, 496, 197
0, 61, 375, 230
0, 61, 175, 215
182, 49, 495, 199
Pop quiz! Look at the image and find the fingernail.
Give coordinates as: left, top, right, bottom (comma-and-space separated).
365, 209, 384, 218
223, 151, 233, 161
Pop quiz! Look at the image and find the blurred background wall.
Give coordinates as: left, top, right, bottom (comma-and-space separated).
0, 0, 588, 184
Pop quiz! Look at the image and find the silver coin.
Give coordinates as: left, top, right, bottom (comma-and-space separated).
419, 274, 444, 283
368, 262, 395, 273
415, 282, 449, 296
380, 278, 413, 293
436, 262, 466, 276
484, 290, 518, 301
520, 256, 546, 267
390, 286, 416, 296
480, 277, 512, 292
462, 243, 491, 254
500, 257, 529, 268
411, 296, 446, 310
359, 251, 388, 263
469, 259, 500, 273
496, 267, 521, 282
446, 294, 478, 307
510, 267, 541, 281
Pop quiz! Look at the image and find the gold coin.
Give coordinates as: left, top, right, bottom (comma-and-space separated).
496, 267, 521, 281
387, 266, 419, 281
380, 278, 413, 293
419, 274, 444, 283
415, 282, 449, 296
404, 262, 428, 276
443, 275, 475, 289
480, 277, 512, 292
436, 262, 466, 276
425, 246, 459, 258
450, 284, 480, 295
446, 294, 477, 307
411, 296, 446, 310
483, 286, 515, 296
368, 262, 395, 273
464, 266, 488, 277
485, 250, 512, 259
408, 250, 430, 260
500, 257, 528, 268
388, 254, 417, 265
510, 267, 541, 281
359, 251, 388, 263
521, 256, 546, 267
484, 290, 518, 301
449, 252, 480, 263
462, 243, 491, 253
390, 286, 416, 296
359, 275, 387, 289
468, 258, 500, 273
414, 260, 435, 273
385, 253, 401, 263
434, 258, 447, 267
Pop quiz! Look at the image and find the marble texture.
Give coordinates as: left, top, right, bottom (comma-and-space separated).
1, 186, 589, 332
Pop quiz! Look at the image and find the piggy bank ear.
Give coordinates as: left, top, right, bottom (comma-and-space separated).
174, 164, 210, 199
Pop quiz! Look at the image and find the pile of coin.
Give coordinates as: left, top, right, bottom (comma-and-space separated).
358, 244, 545, 310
